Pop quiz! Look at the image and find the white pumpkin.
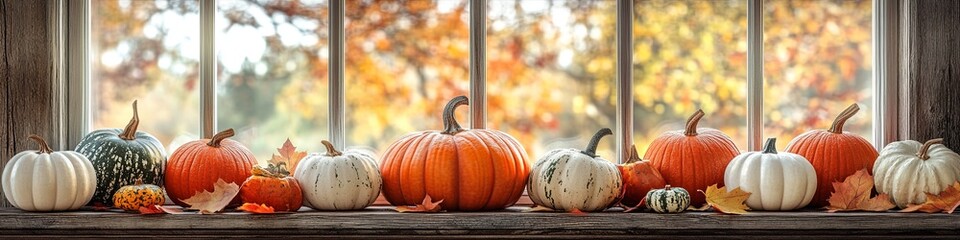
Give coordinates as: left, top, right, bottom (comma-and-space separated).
294, 140, 382, 210
873, 138, 960, 208
527, 128, 622, 212
2, 135, 96, 211
724, 138, 817, 210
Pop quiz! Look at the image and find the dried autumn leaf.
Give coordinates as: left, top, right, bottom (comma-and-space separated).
700, 184, 751, 215
569, 208, 587, 216
237, 203, 276, 214
181, 179, 241, 214
900, 182, 960, 214
395, 195, 444, 213
139, 205, 165, 215
268, 138, 308, 174
687, 204, 712, 212
524, 205, 557, 212
826, 169, 895, 212
623, 196, 647, 213
159, 206, 188, 215
92, 202, 110, 211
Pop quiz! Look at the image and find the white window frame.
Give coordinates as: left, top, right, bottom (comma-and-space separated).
65, 0, 898, 162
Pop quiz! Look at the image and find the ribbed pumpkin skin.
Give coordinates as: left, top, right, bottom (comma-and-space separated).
618, 145, 665, 207
528, 129, 623, 212
112, 181, 165, 211
645, 186, 690, 213
76, 129, 166, 205
380, 96, 530, 211
240, 174, 303, 212
2, 136, 97, 212
295, 141, 382, 210
873, 139, 960, 208
165, 129, 256, 207
724, 138, 817, 211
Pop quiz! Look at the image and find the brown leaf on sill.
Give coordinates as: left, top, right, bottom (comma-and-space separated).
826, 169, 895, 213
395, 195, 444, 213
900, 182, 960, 214
623, 196, 647, 213
181, 179, 241, 214
687, 204, 712, 212
159, 206, 188, 214
92, 202, 110, 211
524, 205, 557, 212
139, 205, 165, 215
237, 203, 286, 214
569, 208, 587, 216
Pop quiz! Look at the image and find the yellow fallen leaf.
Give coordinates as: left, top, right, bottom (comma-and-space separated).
700, 184, 751, 215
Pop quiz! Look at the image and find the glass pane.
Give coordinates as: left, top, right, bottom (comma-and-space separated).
216, 0, 330, 161
90, 0, 200, 153
632, 0, 748, 155
763, 0, 874, 149
487, 0, 617, 160
345, 0, 470, 153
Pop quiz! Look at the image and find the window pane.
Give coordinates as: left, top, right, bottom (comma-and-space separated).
763, 0, 873, 149
91, 0, 200, 152
216, 0, 329, 161
488, 0, 617, 160
632, 0, 748, 155
345, 0, 470, 152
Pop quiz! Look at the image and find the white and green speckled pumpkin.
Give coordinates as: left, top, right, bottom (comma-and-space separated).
724, 138, 817, 211
645, 185, 690, 213
294, 140, 382, 210
527, 128, 622, 212
2, 135, 96, 211
874, 138, 960, 208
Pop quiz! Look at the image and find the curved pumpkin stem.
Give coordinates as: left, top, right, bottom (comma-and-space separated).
133, 178, 144, 186
684, 109, 705, 136
118, 100, 140, 140
208, 128, 235, 147
664, 185, 672, 190
762, 138, 778, 154
442, 96, 469, 135
321, 140, 342, 157
28, 134, 54, 154
624, 144, 642, 164
918, 138, 944, 160
581, 128, 612, 158
828, 104, 859, 133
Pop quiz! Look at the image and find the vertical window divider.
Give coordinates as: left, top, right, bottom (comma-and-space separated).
874, 0, 898, 150
66, 0, 90, 149
199, 0, 216, 138
470, 0, 486, 129
329, 0, 346, 149
616, 0, 633, 163
747, 0, 763, 151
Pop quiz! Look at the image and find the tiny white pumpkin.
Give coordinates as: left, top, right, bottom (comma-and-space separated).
873, 138, 960, 208
724, 138, 817, 210
294, 140, 382, 210
645, 185, 690, 213
2, 135, 97, 211
527, 128, 622, 212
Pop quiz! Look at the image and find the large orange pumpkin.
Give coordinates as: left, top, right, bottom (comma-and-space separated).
786, 103, 878, 207
380, 96, 530, 211
165, 128, 257, 207
644, 109, 740, 206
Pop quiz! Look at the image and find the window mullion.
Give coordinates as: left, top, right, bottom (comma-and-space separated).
747, 0, 763, 151
66, 0, 90, 149
616, 0, 633, 163
469, 0, 486, 129
874, 0, 898, 150
199, 0, 216, 138
329, 0, 345, 149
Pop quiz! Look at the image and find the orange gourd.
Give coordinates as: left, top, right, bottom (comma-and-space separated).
618, 145, 666, 207
379, 96, 531, 211
165, 128, 257, 207
785, 103, 878, 207
240, 164, 303, 212
644, 109, 740, 206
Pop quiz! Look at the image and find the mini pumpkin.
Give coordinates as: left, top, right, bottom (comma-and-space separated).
528, 128, 623, 212
2, 135, 96, 211
724, 138, 817, 210
113, 178, 166, 211
645, 185, 691, 213
240, 163, 303, 212
874, 138, 960, 208
165, 128, 256, 207
618, 145, 666, 207
295, 140, 381, 210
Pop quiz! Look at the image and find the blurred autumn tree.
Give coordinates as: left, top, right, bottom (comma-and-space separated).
91, 0, 873, 163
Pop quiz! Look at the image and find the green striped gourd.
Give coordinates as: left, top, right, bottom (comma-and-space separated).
527, 128, 623, 212
294, 140, 382, 210
645, 185, 690, 213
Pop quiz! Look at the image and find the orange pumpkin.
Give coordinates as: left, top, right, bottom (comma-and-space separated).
786, 103, 878, 207
165, 128, 256, 207
618, 145, 666, 207
645, 109, 740, 206
380, 96, 531, 211
240, 164, 303, 212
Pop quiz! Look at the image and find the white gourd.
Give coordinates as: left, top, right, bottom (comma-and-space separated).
527, 128, 622, 212
294, 140, 382, 210
2, 135, 97, 211
724, 138, 817, 211
873, 138, 960, 208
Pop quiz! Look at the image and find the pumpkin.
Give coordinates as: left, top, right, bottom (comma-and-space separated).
380, 96, 530, 211
528, 128, 623, 212
240, 164, 303, 212
112, 178, 165, 211
2, 135, 96, 211
645, 109, 740, 205
75, 101, 167, 206
724, 138, 817, 210
295, 140, 381, 210
618, 145, 666, 207
785, 103, 879, 206
645, 185, 690, 213
873, 138, 960, 208
165, 128, 256, 207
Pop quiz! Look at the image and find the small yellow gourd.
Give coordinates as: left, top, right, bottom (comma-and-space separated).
113, 178, 166, 211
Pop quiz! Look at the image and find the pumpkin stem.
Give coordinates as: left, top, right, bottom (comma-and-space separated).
684, 109, 705, 136
664, 185, 672, 190
828, 104, 859, 133
28, 134, 53, 154
134, 178, 144, 185
624, 144, 642, 164
118, 100, 140, 140
762, 138, 778, 154
321, 140, 342, 156
581, 128, 612, 158
208, 128, 235, 147
442, 96, 469, 135
917, 138, 944, 160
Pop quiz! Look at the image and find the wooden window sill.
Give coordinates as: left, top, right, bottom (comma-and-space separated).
1, 207, 957, 238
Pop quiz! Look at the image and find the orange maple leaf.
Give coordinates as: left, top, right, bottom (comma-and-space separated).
569, 208, 587, 216
395, 195, 444, 213
237, 203, 276, 214
268, 139, 308, 174
181, 179, 241, 214
900, 182, 960, 214
826, 169, 895, 212
700, 184, 751, 215
139, 205, 165, 215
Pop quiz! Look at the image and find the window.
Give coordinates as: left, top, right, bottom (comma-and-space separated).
76, 0, 889, 164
